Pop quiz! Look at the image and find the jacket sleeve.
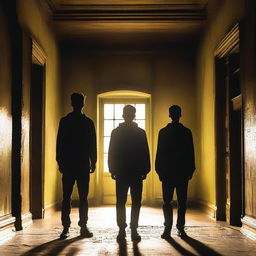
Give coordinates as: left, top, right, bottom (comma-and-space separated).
155, 130, 164, 176
187, 130, 195, 177
89, 120, 97, 167
142, 130, 151, 175
56, 119, 64, 167
108, 130, 117, 174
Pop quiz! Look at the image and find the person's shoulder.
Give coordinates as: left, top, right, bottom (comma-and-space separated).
180, 124, 192, 134
83, 114, 95, 124
60, 113, 72, 122
159, 124, 170, 133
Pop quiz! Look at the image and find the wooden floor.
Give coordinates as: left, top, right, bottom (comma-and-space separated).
0, 206, 255, 255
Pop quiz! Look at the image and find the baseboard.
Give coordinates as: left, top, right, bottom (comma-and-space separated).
192, 200, 217, 219
0, 214, 16, 244
44, 201, 61, 218
21, 212, 33, 229
241, 215, 256, 240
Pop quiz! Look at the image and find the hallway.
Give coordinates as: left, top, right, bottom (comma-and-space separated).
0, 207, 255, 256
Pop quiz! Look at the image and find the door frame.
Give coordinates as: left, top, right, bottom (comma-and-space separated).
30, 39, 46, 219
214, 23, 244, 224
96, 90, 152, 205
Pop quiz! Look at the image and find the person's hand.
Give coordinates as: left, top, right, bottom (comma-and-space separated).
111, 174, 117, 180
158, 174, 163, 182
141, 174, 147, 180
90, 164, 96, 173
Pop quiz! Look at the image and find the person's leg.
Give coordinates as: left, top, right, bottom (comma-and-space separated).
130, 179, 143, 241
61, 172, 75, 238
76, 171, 92, 237
161, 180, 175, 238
176, 179, 189, 235
76, 172, 90, 227
116, 179, 129, 240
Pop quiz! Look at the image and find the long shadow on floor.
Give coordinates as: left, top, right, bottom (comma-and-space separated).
165, 237, 196, 256
117, 240, 142, 256
182, 236, 222, 256
118, 240, 128, 256
21, 236, 84, 256
133, 241, 142, 256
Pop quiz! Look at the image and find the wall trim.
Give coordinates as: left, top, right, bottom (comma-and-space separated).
32, 39, 47, 65
241, 215, 256, 240
44, 202, 61, 218
192, 200, 217, 219
21, 212, 33, 229
0, 214, 16, 243
214, 23, 239, 58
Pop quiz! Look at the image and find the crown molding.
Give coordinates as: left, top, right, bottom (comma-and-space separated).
52, 3, 206, 22
215, 23, 240, 58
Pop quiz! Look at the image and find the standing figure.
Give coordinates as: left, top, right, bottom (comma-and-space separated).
108, 105, 150, 241
155, 105, 195, 239
56, 93, 97, 239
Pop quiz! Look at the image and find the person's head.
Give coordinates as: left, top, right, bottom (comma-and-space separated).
71, 93, 85, 111
123, 105, 136, 122
169, 105, 181, 122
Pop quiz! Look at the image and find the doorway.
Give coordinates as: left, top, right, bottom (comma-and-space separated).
30, 40, 46, 219
97, 91, 151, 205
215, 24, 244, 226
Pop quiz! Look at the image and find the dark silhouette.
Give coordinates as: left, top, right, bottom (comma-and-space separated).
56, 93, 97, 239
108, 105, 150, 241
155, 105, 195, 239
182, 236, 222, 256
21, 236, 84, 256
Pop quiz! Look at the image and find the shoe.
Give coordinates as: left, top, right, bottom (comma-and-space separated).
60, 227, 70, 239
80, 226, 93, 238
131, 229, 141, 241
116, 229, 126, 241
161, 227, 171, 239
177, 229, 187, 238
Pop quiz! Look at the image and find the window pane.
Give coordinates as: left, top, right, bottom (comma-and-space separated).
104, 104, 114, 119
104, 137, 110, 153
135, 120, 145, 129
104, 154, 109, 172
114, 119, 123, 128
135, 104, 145, 119
114, 104, 125, 119
104, 120, 114, 136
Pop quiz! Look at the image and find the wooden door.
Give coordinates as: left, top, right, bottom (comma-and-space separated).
30, 64, 45, 219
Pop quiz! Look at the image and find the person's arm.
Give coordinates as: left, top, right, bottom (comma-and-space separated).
141, 130, 151, 179
155, 130, 164, 181
188, 130, 195, 179
89, 120, 97, 173
56, 119, 64, 173
108, 130, 118, 179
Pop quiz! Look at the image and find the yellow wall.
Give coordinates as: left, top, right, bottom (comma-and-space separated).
17, 0, 62, 211
196, 0, 245, 213
60, 47, 199, 203
0, 3, 13, 218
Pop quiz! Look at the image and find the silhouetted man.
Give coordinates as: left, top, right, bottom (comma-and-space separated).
155, 105, 195, 239
108, 105, 150, 241
56, 93, 97, 239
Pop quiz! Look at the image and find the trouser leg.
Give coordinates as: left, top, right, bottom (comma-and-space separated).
162, 181, 175, 229
116, 180, 129, 229
176, 180, 189, 230
77, 172, 90, 227
130, 180, 143, 229
61, 173, 75, 228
